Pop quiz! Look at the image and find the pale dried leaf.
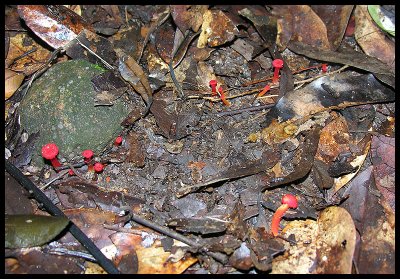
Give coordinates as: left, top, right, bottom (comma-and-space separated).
5, 68, 24, 100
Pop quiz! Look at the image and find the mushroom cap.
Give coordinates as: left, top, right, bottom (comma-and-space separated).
82, 149, 94, 159
94, 162, 104, 172
272, 59, 284, 68
114, 136, 123, 145
281, 194, 298, 209
41, 143, 59, 160
209, 79, 218, 87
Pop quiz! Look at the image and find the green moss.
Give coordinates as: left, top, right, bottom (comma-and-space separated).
19, 59, 131, 167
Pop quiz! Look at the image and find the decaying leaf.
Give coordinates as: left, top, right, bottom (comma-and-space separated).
170, 5, 208, 33
197, 10, 239, 48
17, 5, 93, 49
311, 5, 354, 51
264, 72, 395, 128
238, 6, 277, 48
354, 5, 395, 71
111, 233, 197, 274
5, 215, 69, 248
272, 206, 356, 274
6, 32, 51, 74
287, 41, 395, 88
5, 69, 24, 100
272, 5, 331, 50
115, 48, 153, 110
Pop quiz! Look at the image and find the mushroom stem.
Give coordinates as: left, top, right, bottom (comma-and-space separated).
270, 204, 289, 236
270, 194, 298, 236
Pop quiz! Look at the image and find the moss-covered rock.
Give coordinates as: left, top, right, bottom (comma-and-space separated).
19, 59, 131, 167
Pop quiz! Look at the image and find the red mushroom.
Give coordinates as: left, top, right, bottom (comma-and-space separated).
270, 194, 298, 236
272, 59, 284, 84
218, 86, 231, 106
257, 84, 271, 98
114, 136, 123, 146
82, 149, 94, 164
209, 80, 218, 96
94, 162, 104, 173
41, 143, 62, 170
321, 64, 328, 73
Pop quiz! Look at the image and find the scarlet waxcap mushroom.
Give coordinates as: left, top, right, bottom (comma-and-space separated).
272, 59, 284, 84
94, 162, 104, 173
82, 149, 94, 163
270, 194, 298, 236
209, 80, 218, 95
41, 143, 62, 169
114, 136, 123, 146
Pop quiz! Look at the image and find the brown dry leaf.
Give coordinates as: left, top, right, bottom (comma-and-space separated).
272, 5, 331, 50
17, 5, 93, 49
370, 135, 395, 210
331, 142, 369, 194
315, 113, 351, 163
195, 61, 219, 92
272, 206, 356, 274
115, 48, 153, 108
5, 69, 24, 100
170, 5, 208, 33
6, 33, 51, 74
311, 5, 354, 50
354, 5, 395, 71
197, 10, 239, 48
110, 233, 197, 274
271, 219, 319, 273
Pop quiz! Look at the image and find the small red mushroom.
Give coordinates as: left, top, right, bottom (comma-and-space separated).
41, 143, 62, 170
257, 84, 271, 98
94, 162, 104, 173
114, 136, 123, 146
82, 149, 94, 164
218, 86, 231, 106
209, 80, 218, 96
270, 194, 298, 236
272, 59, 284, 84
321, 64, 328, 73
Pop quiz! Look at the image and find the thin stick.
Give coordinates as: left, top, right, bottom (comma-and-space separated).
75, 37, 114, 70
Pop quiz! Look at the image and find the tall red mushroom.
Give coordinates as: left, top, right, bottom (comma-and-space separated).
272, 59, 284, 84
270, 194, 298, 236
41, 143, 62, 170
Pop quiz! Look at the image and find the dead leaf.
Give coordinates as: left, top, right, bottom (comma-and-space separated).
272, 5, 331, 50
311, 5, 354, 50
6, 32, 51, 74
264, 72, 395, 127
115, 48, 153, 109
17, 5, 93, 49
111, 233, 197, 274
238, 6, 277, 48
272, 206, 356, 274
354, 5, 395, 71
170, 5, 208, 33
197, 10, 238, 48
5, 69, 24, 100
370, 135, 395, 210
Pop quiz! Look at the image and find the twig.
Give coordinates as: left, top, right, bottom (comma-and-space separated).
128, 212, 228, 264
293, 65, 350, 87
40, 169, 70, 190
5, 160, 120, 274
45, 247, 97, 262
215, 103, 275, 117
75, 37, 114, 70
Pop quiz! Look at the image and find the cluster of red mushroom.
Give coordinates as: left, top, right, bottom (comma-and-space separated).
40, 136, 122, 175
